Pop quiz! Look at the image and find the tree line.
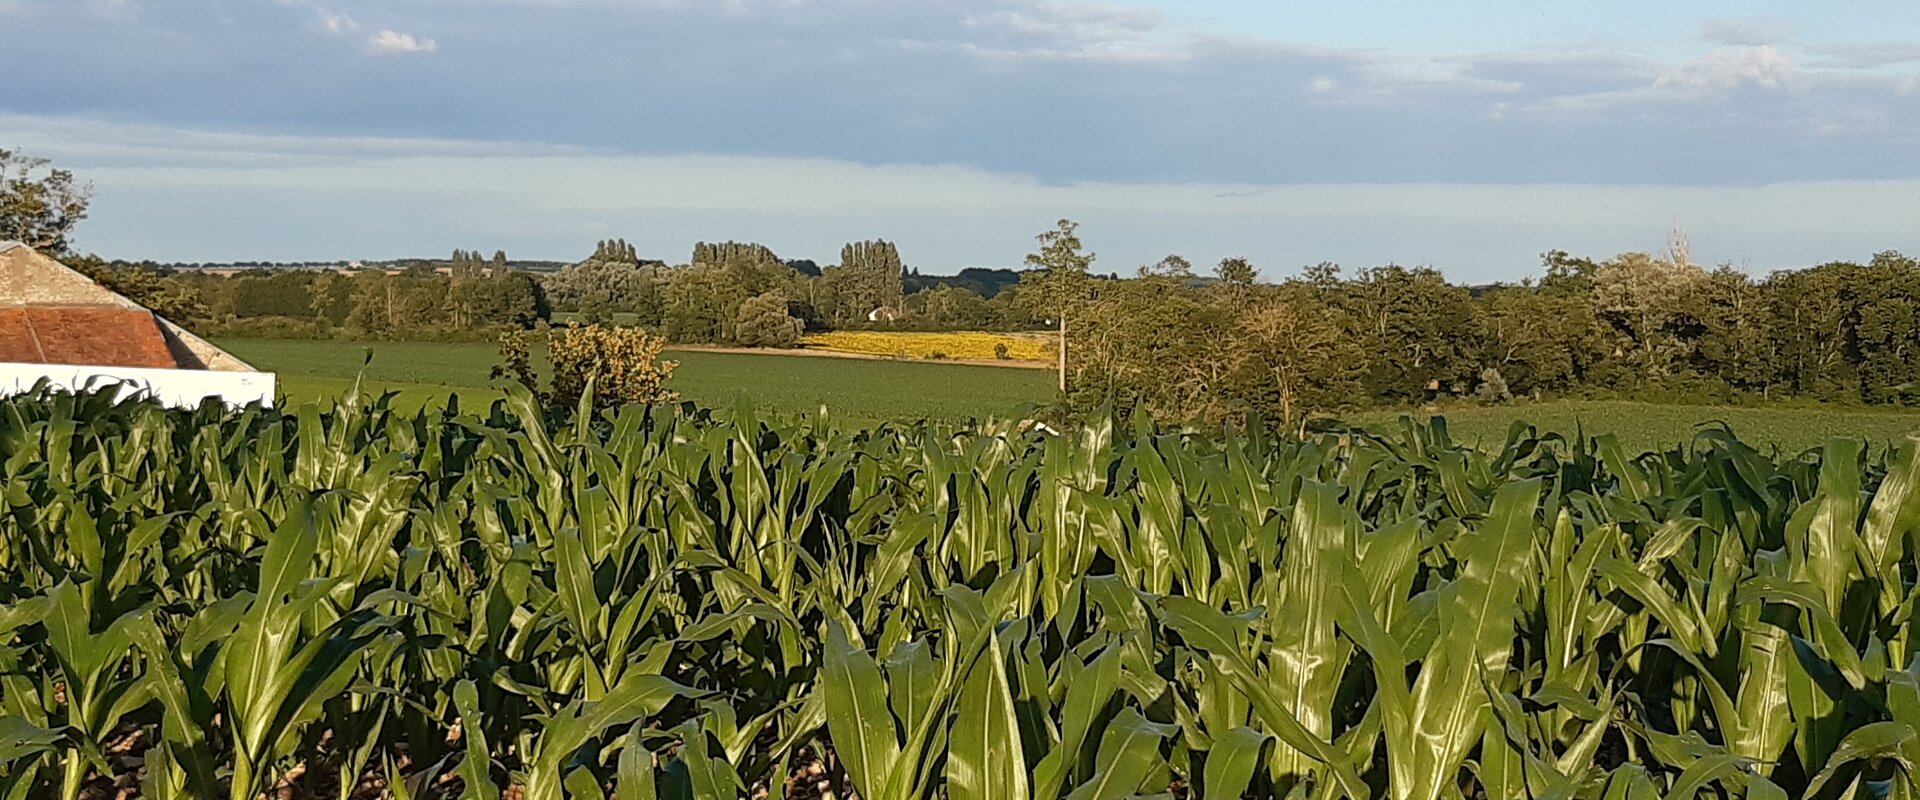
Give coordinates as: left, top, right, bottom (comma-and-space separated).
52, 221, 1920, 428
1012, 220, 1920, 429
119, 254, 550, 341
15, 145, 1920, 421
541, 237, 1038, 346
65, 236, 1038, 345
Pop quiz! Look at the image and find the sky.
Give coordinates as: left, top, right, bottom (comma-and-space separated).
3, 0, 1918, 280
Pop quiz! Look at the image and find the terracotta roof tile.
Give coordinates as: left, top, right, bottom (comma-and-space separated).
0, 307, 182, 369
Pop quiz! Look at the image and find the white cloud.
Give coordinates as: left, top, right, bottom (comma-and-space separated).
320, 9, 358, 33
1655, 46, 1795, 91
368, 29, 438, 54
1352, 59, 1525, 95
964, 3, 1165, 45
877, 1, 1186, 63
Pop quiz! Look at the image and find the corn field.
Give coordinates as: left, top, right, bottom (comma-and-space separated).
3, 387, 1920, 799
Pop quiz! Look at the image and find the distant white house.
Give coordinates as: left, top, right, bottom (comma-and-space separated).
0, 242, 275, 408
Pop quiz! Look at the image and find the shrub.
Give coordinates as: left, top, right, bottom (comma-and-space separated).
1475, 366, 1513, 404
495, 324, 679, 410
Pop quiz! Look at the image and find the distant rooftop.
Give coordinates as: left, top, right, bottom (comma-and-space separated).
0, 242, 256, 372
0, 307, 182, 368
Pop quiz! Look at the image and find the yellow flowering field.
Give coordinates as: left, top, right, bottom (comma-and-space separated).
802, 331, 1053, 362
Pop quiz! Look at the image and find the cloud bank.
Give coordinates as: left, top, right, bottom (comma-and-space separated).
11, 116, 1914, 278
5, 0, 1918, 186
0, 0, 1916, 271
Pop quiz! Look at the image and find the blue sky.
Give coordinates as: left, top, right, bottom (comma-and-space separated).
3, 0, 1917, 280
1119, 1, 1920, 59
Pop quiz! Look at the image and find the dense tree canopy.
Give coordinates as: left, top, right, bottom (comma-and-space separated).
1061, 243, 1920, 429
56, 228, 1920, 421
824, 239, 905, 323
101, 251, 551, 340
543, 240, 664, 324
734, 291, 805, 348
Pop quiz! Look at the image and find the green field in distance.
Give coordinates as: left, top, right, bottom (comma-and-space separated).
217, 338, 1055, 426
219, 338, 1920, 452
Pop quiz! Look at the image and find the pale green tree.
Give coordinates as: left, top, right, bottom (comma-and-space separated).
1591, 251, 1710, 379
1, 148, 92, 255
1019, 219, 1096, 391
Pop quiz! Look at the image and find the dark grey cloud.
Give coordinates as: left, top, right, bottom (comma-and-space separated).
2, 0, 1917, 188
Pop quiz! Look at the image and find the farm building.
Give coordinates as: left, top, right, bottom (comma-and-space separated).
0, 241, 275, 407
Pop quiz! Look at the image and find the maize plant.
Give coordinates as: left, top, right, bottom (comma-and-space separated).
3, 385, 1920, 798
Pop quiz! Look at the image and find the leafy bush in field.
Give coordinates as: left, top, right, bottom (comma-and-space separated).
1475, 366, 1512, 404
2, 388, 1919, 799
496, 324, 679, 411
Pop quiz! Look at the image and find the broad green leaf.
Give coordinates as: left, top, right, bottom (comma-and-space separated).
947, 634, 1030, 800
1202, 727, 1270, 800
822, 622, 901, 797
1063, 708, 1172, 800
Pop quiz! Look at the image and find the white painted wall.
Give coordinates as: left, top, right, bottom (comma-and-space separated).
0, 362, 276, 408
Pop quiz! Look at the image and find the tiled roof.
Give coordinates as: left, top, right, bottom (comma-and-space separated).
0, 242, 256, 372
0, 306, 183, 369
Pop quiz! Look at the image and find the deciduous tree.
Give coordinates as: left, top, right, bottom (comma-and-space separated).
0, 148, 91, 255
1591, 252, 1710, 380
734, 291, 804, 348
1226, 290, 1364, 432
1019, 219, 1095, 392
